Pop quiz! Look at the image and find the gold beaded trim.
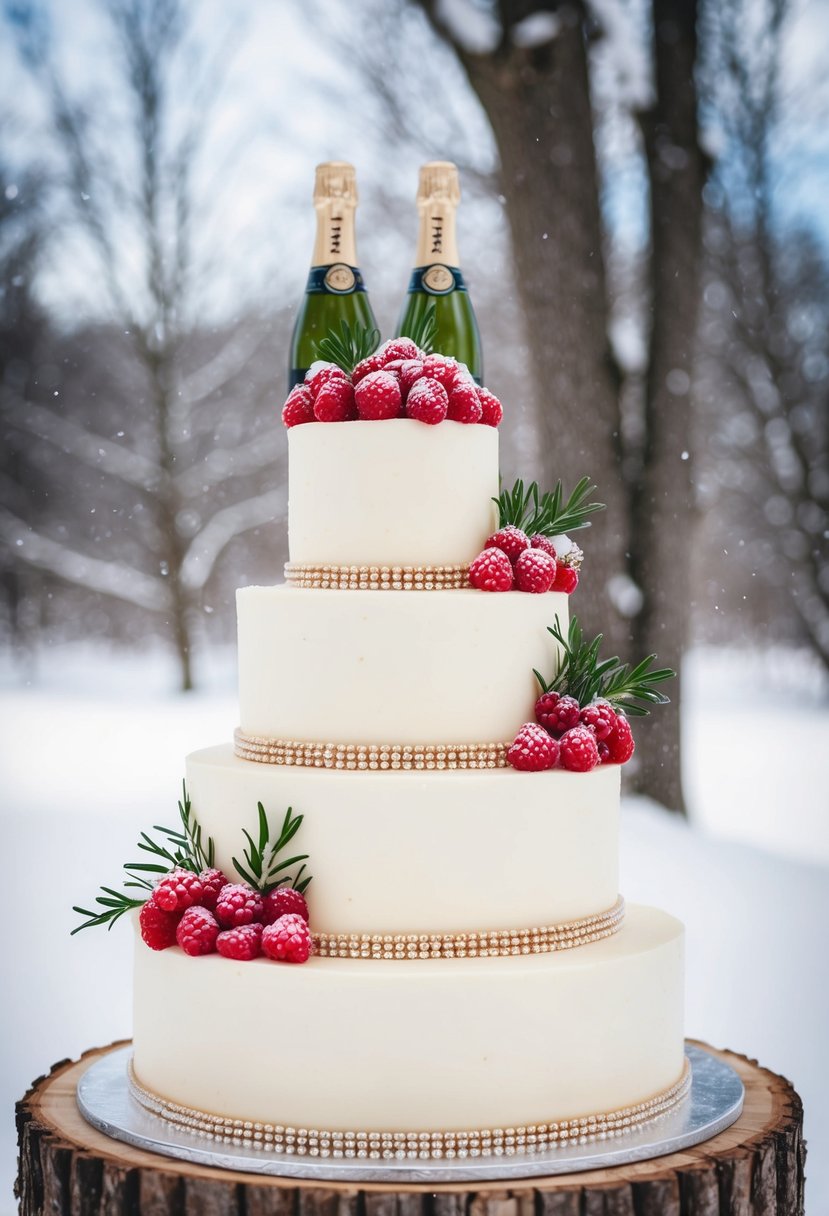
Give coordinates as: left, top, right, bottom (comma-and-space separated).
313, 897, 625, 960
285, 563, 470, 591
234, 729, 509, 770
127, 1058, 691, 1159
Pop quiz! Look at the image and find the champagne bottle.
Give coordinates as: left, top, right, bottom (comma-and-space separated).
397, 161, 483, 382
289, 162, 377, 390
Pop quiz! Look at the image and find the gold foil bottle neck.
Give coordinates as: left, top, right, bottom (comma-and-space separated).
314, 161, 358, 207
417, 161, 461, 206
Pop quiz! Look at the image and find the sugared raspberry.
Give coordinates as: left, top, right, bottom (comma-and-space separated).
379, 337, 421, 364
216, 922, 263, 961
314, 378, 355, 422
282, 386, 315, 428
399, 359, 425, 396
468, 547, 513, 591
580, 699, 615, 741
477, 387, 503, 427
352, 353, 385, 384
154, 868, 205, 913
263, 887, 310, 925
197, 868, 227, 911
605, 713, 635, 764
544, 694, 581, 736
446, 381, 483, 424
514, 548, 556, 593
421, 353, 459, 389
406, 378, 448, 424
176, 906, 219, 956
262, 914, 313, 964
507, 723, 560, 772
305, 362, 348, 398
559, 725, 600, 772
354, 370, 402, 420
214, 883, 264, 928
535, 690, 561, 731
551, 563, 579, 594
139, 897, 180, 951
530, 534, 558, 560
485, 525, 530, 564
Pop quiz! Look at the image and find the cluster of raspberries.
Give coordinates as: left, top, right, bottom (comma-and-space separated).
507, 695, 635, 773
138, 867, 312, 964
469, 526, 579, 595
282, 338, 503, 428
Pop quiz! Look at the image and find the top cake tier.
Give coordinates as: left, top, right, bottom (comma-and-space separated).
288, 419, 499, 567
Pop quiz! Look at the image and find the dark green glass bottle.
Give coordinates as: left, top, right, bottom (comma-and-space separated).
397, 161, 482, 382
289, 162, 377, 390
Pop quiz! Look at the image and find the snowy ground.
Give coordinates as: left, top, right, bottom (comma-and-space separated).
1, 643, 827, 1213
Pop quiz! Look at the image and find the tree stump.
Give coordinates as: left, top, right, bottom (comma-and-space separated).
16, 1040, 805, 1216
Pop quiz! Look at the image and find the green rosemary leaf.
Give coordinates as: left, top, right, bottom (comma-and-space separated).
313, 319, 380, 373
400, 302, 438, 353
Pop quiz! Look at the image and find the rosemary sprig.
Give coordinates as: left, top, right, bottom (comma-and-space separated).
313, 319, 380, 373
535, 615, 675, 716
399, 301, 437, 354
496, 477, 605, 536
232, 803, 312, 895
71, 888, 146, 934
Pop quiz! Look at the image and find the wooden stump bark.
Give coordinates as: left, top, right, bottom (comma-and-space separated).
16, 1040, 805, 1216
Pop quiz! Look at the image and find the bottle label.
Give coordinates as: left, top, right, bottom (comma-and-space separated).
306, 264, 365, 295
409, 265, 466, 296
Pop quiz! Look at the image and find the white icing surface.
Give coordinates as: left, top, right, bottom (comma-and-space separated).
185, 744, 620, 934
237, 587, 569, 744
288, 419, 499, 566
132, 905, 685, 1132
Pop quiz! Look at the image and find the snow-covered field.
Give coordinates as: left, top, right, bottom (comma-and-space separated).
1, 644, 827, 1212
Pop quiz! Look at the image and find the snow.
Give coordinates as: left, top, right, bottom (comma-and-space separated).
1, 644, 827, 1211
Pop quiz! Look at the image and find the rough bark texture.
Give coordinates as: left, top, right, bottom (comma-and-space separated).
17, 1042, 806, 1216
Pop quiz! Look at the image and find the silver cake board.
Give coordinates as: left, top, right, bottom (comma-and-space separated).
76, 1043, 743, 1183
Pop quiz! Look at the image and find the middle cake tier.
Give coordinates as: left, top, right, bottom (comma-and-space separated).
186, 745, 620, 935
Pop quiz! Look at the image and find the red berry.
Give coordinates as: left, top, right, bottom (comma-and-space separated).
262, 914, 313, 964
485, 525, 530, 564
551, 563, 579, 594
354, 370, 402, 420
154, 868, 205, 913
579, 699, 615, 741
263, 887, 310, 925
605, 713, 635, 764
514, 548, 557, 593
559, 725, 600, 772
314, 378, 355, 422
530, 534, 558, 560
352, 353, 385, 384
139, 897, 180, 951
597, 741, 612, 763
446, 381, 483, 424
421, 353, 459, 389
468, 547, 514, 592
477, 387, 503, 427
544, 694, 581, 736
535, 690, 561, 731
216, 922, 263, 961
214, 883, 264, 928
379, 337, 421, 364
507, 723, 560, 772
282, 386, 315, 428
406, 378, 448, 425
305, 363, 348, 398
197, 869, 227, 911
399, 359, 425, 396
176, 906, 219, 956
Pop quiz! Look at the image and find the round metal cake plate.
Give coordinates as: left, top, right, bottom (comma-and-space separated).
76, 1044, 743, 1183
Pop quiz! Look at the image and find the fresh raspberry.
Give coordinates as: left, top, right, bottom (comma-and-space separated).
530, 534, 558, 560
579, 699, 615, 741
398, 359, 425, 396
421, 353, 459, 389
446, 381, 483, 424
379, 337, 421, 364
468, 547, 513, 591
197, 868, 227, 911
305, 363, 348, 398
597, 741, 611, 764
314, 378, 355, 422
262, 914, 313, 964
559, 725, 600, 772
544, 694, 581, 736
352, 353, 385, 384
176, 906, 219, 956
485, 525, 530, 564
214, 883, 264, 928
139, 897, 180, 951
605, 713, 635, 764
476, 387, 503, 427
507, 723, 560, 772
406, 378, 448, 424
513, 548, 556, 593
282, 386, 315, 428
153, 868, 205, 913
216, 922, 263, 961
551, 563, 579, 594
354, 370, 402, 420
535, 690, 561, 731
263, 887, 309, 925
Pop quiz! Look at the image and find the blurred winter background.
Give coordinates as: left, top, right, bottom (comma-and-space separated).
1, 0, 828, 1210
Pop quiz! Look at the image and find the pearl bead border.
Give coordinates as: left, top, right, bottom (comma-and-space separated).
234, 729, 509, 770
284, 563, 470, 591
127, 1058, 691, 1159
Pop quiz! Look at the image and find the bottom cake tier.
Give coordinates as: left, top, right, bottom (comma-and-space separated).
132, 904, 684, 1146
